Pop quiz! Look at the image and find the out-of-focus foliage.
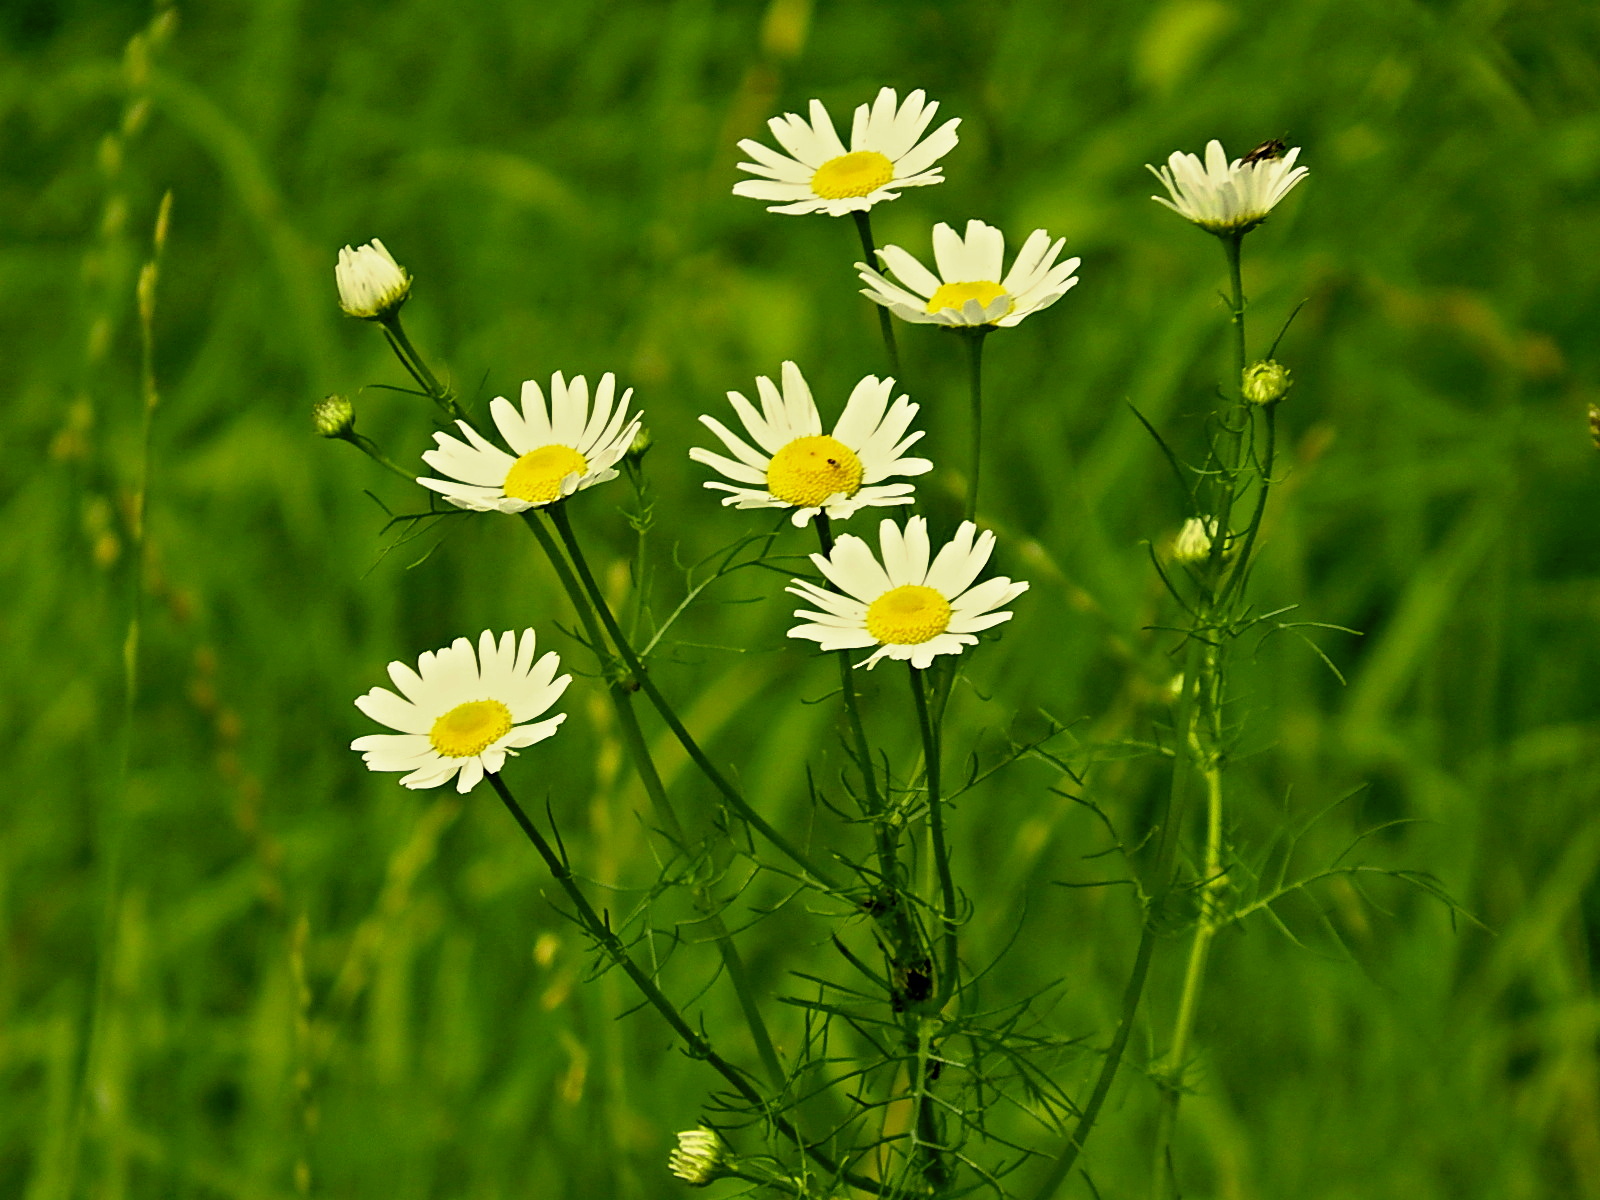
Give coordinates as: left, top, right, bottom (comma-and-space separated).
2, 0, 1598, 1196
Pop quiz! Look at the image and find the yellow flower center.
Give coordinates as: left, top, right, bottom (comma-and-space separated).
925, 280, 1012, 319
766, 435, 865, 507
429, 699, 513, 758
810, 150, 895, 199
504, 444, 589, 504
865, 585, 952, 645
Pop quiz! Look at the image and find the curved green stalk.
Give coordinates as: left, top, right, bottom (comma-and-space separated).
852, 209, 902, 379
541, 504, 840, 891
378, 311, 463, 421
1148, 227, 1253, 1200
518, 510, 787, 1097
1026, 628, 1209, 1200
486, 774, 881, 1195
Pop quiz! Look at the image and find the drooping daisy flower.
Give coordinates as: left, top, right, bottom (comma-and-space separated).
352, 629, 570, 794
732, 87, 960, 217
335, 238, 411, 319
788, 516, 1028, 669
1148, 140, 1308, 235
856, 220, 1080, 328
419, 372, 641, 513
690, 361, 932, 527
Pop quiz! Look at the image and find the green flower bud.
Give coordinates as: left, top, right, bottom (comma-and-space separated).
1242, 359, 1292, 406
1170, 516, 1232, 566
668, 1128, 725, 1186
626, 425, 654, 463
313, 394, 356, 438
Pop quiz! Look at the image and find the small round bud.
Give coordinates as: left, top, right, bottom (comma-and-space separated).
1242, 359, 1292, 406
335, 238, 411, 320
667, 1128, 725, 1187
627, 425, 654, 463
313, 394, 356, 438
1170, 516, 1230, 566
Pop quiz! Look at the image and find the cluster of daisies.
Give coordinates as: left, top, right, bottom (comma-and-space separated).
338, 86, 1307, 798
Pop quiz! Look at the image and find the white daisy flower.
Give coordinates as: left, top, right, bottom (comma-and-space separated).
788, 516, 1028, 669
335, 238, 411, 319
856, 220, 1080, 328
1148, 139, 1308, 235
690, 361, 932, 528
419, 372, 641, 513
351, 629, 570, 795
732, 87, 960, 217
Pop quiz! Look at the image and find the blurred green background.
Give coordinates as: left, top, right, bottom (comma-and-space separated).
5, 0, 1600, 1196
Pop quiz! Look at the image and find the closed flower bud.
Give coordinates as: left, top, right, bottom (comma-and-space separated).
1170, 516, 1231, 566
1589, 403, 1599, 451
627, 425, 654, 463
667, 1128, 725, 1186
313, 394, 356, 438
1242, 359, 1292, 406
335, 239, 411, 320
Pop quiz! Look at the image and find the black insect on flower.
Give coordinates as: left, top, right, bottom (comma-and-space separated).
1241, 138, 1288, 165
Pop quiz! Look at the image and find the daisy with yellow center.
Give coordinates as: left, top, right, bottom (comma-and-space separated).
690, 361, 932, 527
419, 372, 641, 513
732, 88, 960, 217
856, 219, 1081, 328
1148, 140, 1308, 235
788, 516, 1029, 669
351, 629, 571, 794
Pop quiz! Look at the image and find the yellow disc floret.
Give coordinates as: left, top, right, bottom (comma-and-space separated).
504, 444, 589, 504
865, 584, 953, 645
766, 435, 865, 507
429, 699, 514, 758
811, 150, 895, 199
926, 280, 1011, 319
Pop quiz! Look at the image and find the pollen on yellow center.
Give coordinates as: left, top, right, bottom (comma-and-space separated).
926, 280, 1012, 319
504, 444, 588, 504
429, 699, 513, 758
865, 584, 952, 645
766, 435, 865, 507
810, 150, 894, 199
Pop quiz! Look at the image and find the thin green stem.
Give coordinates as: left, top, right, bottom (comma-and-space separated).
519, 510, 787, 1093
910, 667, 957, 1005
1148, 228, 1252, 1200
814, 516, 883, 817
333, 429, 415, 482
379, 312, 463, 421
813, 516, 925, 992
536, 506, 839, 891
1220, 404, 1278, 608
485, 774, 880, 1195
1027, 599, 1213, 1200
1224, 231, 1246, 383
963, 332, 987, 524
852, 210, 902, 379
